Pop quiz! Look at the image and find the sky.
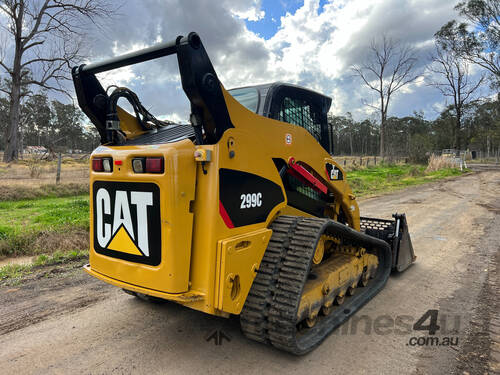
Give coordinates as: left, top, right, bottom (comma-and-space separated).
2, 0, 490, 123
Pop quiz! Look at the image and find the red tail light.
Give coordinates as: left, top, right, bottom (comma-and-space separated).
92, 157, 112, 172
132, 157, 164, 174
92, 158, 103, 172
145, 157, 164, 173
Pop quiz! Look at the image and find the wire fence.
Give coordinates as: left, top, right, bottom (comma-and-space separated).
0, 152, 90, 187
332, 156, 409, 169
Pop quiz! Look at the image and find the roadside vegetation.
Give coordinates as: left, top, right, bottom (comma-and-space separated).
0, 182, 88, 201
0, 250, 88, 284
0, 195, 89, 258
348, 163, 465, 197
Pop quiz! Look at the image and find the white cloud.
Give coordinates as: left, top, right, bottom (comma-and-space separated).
232, 8, 265, 21
76, 0, 480, 123
228, 0, 265, 21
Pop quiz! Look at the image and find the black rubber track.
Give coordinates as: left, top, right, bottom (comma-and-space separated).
240, 215, 392, 355
240, 216, 300, 343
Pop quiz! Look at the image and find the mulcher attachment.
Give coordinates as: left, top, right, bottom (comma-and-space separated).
360, 213, 416, 272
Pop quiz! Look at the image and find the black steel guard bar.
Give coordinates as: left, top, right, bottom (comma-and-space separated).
81, 38, 180, 75
72, 32, 233, 145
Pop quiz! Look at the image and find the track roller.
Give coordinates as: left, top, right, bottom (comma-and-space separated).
240, 215, 392, 355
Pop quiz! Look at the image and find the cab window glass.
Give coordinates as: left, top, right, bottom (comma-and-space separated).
229, 87, 259, 113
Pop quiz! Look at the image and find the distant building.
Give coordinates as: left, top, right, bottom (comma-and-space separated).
24, 146, 47, 154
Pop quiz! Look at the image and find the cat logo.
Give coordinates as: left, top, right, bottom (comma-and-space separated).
325, 162, 343, 181
92, 181, 161, 266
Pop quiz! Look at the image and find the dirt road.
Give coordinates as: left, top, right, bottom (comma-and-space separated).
1, 169, 499, 375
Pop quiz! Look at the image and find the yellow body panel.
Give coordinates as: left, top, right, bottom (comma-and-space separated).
83, 264, 204, 303
215, 228, 272, 314
87, 85, 359, 317
90, 139, 196, 294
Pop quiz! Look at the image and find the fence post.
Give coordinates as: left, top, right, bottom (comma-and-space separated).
344, 159, 346, 166
374, 156, 377, 165
56, 153, 62, 184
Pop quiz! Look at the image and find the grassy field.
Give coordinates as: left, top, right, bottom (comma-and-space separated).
0, 195, 89, 258
348, 164, 465, 197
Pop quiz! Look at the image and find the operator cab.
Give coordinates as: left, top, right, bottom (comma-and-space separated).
230, 83, 334, 217
229, 83, 332, 153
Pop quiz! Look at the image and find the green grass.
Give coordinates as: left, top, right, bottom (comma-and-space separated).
0, 195, 89, 257
0, 249, 88, 282
32, 249, 88, 266
347, 164, 465, 196
0, 263, 27, 280
0, 195, 89, 231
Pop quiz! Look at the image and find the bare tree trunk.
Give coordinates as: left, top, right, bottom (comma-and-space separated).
349, 132, 353, 156
3, 8, 23, 163
407, 132, 410, 156
4, 79, 21, 162
380, 75, 385, 158
380, 118, 385, 157
19, 123, 24, 159
455, 90, 462, 151
380, 105, 386, 157
487, 134, 491, 158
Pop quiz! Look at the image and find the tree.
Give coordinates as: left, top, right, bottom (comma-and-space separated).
327, 114, 379, 156
22, 92, 52, 147
0, 96, 9, 145
385, 113, 433, 162
352, 35, 421, 157
427, 37, 485, 150
20, 92, 97, 154
463, 98, 500, 156
52, 100, 83, 151
436, 0, 499, 88
0, 0, 112, 162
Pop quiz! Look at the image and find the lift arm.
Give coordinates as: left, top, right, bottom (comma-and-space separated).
72, 32, 233, 145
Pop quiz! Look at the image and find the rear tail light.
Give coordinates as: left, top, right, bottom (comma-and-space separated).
132, 158, 144, 173
145, 157, 164, 173
92, 157, 113, 172
132, 157, 164, 174
102, 158, 112, 172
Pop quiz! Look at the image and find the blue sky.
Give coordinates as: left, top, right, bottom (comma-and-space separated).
245, 0, 329, 39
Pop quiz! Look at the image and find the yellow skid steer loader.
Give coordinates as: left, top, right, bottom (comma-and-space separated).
72, 32, 415, 355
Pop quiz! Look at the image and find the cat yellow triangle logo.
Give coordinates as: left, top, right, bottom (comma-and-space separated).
107, 226, 143, 256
